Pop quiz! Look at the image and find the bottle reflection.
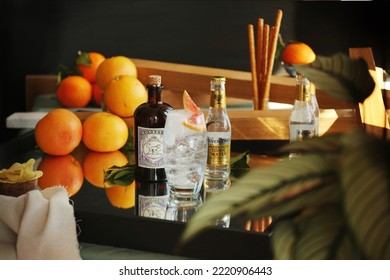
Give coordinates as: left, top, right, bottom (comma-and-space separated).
136, 181, 169, 219
165, 193, 202, 223
203, 176, 231, 228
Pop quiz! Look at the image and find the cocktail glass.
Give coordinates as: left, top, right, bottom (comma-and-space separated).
163, 109, 207, 200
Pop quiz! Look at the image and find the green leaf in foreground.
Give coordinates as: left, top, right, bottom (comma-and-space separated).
341, 131, 390, 259
179, 153, 338, 246
293, 53, 375, 104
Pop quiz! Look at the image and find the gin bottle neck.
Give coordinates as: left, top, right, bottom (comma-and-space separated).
146, 75, 163, 104
147, 85, 163, 104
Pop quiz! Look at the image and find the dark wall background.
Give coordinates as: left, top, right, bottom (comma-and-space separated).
1, 0, 387, 143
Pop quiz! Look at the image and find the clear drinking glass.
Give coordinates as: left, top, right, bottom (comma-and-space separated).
165, 193, 203, 222
163, 109, 208, 198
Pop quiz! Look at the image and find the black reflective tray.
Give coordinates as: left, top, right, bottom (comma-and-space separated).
0, 131, 284, 259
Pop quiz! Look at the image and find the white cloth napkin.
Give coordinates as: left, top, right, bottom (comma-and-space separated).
0, 186, 81, 259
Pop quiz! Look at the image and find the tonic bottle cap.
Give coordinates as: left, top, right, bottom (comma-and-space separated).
148, 75, 161, 86
211, 76, 226, 84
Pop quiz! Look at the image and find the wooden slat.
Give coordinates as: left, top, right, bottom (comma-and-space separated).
81, 109, 359, 141
349, 48, 389, 129
7, 107, 359, 142
25, 75, 58, 111
25, 58, 355, 111
226, 109, 359, 140
132, 58, 354, 109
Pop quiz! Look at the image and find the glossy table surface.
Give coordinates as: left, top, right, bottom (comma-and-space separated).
0, 102, 363, 259
0, 130, 280, 260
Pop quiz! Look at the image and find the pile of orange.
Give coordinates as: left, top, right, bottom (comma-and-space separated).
56, 52, 147, 117
35, 109, 129, 155
96, 55, 147, 117
35, 51, 149, 199
57, 51, 105, 108
34, 108, 131, 196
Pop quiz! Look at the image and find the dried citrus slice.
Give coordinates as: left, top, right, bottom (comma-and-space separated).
0, 159, 43, 183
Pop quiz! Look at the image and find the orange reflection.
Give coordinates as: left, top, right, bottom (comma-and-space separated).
82, 150, 128, 188
37, 154, 84, 197
105, 181, 135, 209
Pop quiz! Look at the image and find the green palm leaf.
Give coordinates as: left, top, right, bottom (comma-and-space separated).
253, 181, 340, 219
341, 131, 390, 259
178, 52, 386, 259
278, 134, 343, 155
179, 154, 337, 245
294, 53, 375, 104
293, 206, 362, 259
271, 219, 296, 260
272, 205, 363, 260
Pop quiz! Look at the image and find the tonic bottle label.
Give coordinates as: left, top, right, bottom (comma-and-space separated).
207, 137, 230, 166
290, 124, 316, 142
138, 194, 169, 219
138, 127, 165, 168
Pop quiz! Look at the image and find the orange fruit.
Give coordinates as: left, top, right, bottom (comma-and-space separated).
82, 111, 129, 152
95, 56, 137, 90
92, 83, 104, 106
105, 181, 135, 209
83, 150, 128, 188
77, 51, 106, 83
35, 108, 83, 156
56, 75, 92, 108
282, 42, 316, 65
37, 154, 84, 197
104, 75, 147, 117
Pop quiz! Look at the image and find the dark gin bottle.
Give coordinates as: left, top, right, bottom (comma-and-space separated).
134, 75, 173, 218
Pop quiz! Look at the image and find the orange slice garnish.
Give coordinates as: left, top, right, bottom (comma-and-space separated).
182, 121, 205, 131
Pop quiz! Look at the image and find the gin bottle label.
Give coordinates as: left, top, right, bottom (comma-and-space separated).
137, 127, 164, 168
138, 194, 169, 219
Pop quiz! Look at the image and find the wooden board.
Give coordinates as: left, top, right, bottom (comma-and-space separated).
25, 59, 355, 111
6, 108, 360, 142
